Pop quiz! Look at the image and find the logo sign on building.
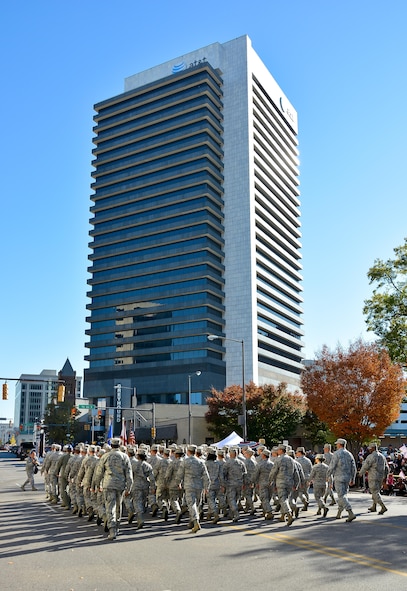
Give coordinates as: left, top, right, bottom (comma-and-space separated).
172, 61, 186, 73
172, 57, 207, 74
116, 383, 122, 423
279, 96, 296, 128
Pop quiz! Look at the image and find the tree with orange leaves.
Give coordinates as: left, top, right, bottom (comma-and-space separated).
301, 339, 406, 454
205, 381, 305, 444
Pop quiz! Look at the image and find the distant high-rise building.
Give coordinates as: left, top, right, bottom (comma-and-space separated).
85, 35, 304, 409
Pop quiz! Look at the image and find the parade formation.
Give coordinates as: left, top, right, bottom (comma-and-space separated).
20, 437, 391, 541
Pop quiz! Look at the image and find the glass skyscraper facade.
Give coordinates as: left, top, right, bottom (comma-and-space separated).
85, 36, 304, 408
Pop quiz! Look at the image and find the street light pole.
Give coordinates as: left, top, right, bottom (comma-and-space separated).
207, 334, 247, 441
188, 370, 202, 445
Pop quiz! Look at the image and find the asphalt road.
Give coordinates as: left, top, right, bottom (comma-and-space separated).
1, 450, 407, 591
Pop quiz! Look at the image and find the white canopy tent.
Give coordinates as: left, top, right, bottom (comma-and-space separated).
214, 431, 244, 447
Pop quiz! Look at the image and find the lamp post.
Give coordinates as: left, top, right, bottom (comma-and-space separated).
207, 334, 247, 441
188, 371, 202, 445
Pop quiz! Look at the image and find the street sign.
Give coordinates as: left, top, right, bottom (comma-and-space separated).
78, 404, 95, 409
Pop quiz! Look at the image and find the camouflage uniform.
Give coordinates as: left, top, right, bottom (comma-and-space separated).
165, 450, 184, 522
41, 445, 56, 499
323, 445, 336, 505
178, 445, 210, 532
205, 449, 222, 523
147, 446, 161, 515
94, 438, 133, 540
269, 445, 296, 525
57, 446, 72, 508
78, 446, 98, 519
295, 448, 312, 510
253, 451, 274, 519
67, 447, 83, 513
20, 451, 40, 491
130, 452, 155, 529
92, 448, 108, 525
222, 449, 247, 523
308, 455, 329, 515
326, 439, 357, 522
216, 450, 228, 517
359, 443, 389, 514
48, 445, 63, 503
75, 448, 88, 516
154, 450, 171, 520
243, 449, 257, 514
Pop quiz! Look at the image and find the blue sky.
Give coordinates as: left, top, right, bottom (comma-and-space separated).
1, 1, 406, 420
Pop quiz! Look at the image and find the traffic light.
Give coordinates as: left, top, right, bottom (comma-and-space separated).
97, 409, 102, 419
71, 407, 76, 418
151, 426, 156, 439
2, 383, 8, 400
57, 384, 65, 402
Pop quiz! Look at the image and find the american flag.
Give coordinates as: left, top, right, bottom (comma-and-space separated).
120, 419, 127, 446
128, 425, 136, 445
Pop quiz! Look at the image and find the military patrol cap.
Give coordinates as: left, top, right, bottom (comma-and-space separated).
207, 447, 217, 455
262, 448, 271, 457
151, 444, 159, 451
74, 445, 81, 451
89, 445, 96, 453
334, 438, 347, 446
368, 442, 378, 450
245, 447, 254, 455
137, 449, 147, 459
127, 446, 136, 456
170, 443, 177, 449
110, 437, 121, 447
187, 444, 197, 453
296, 447, 305, 454
63, 445, 71, 451
163, 448, 171, 456
278, 444, 287, 452
175, 447, 184, 455
217, 449, 225, 456
315, 454, 325, 460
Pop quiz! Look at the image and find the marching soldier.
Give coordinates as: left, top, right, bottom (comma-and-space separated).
94, 437, 133, 540
222, 447, 247, 523
178, 444, 210, 533
253, 448, 274, 520
269, 444, 296, 526
327, 438, 357, 522
359, 442, 389, 515
308, 454, 329, 516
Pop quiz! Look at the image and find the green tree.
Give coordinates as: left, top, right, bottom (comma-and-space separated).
44, 401, 79, 444
205, 381, 305, 445
364, 238, 407, 364
300, 409, 335, 448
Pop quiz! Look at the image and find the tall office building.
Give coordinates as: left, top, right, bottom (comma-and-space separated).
85, 36, 304, 409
